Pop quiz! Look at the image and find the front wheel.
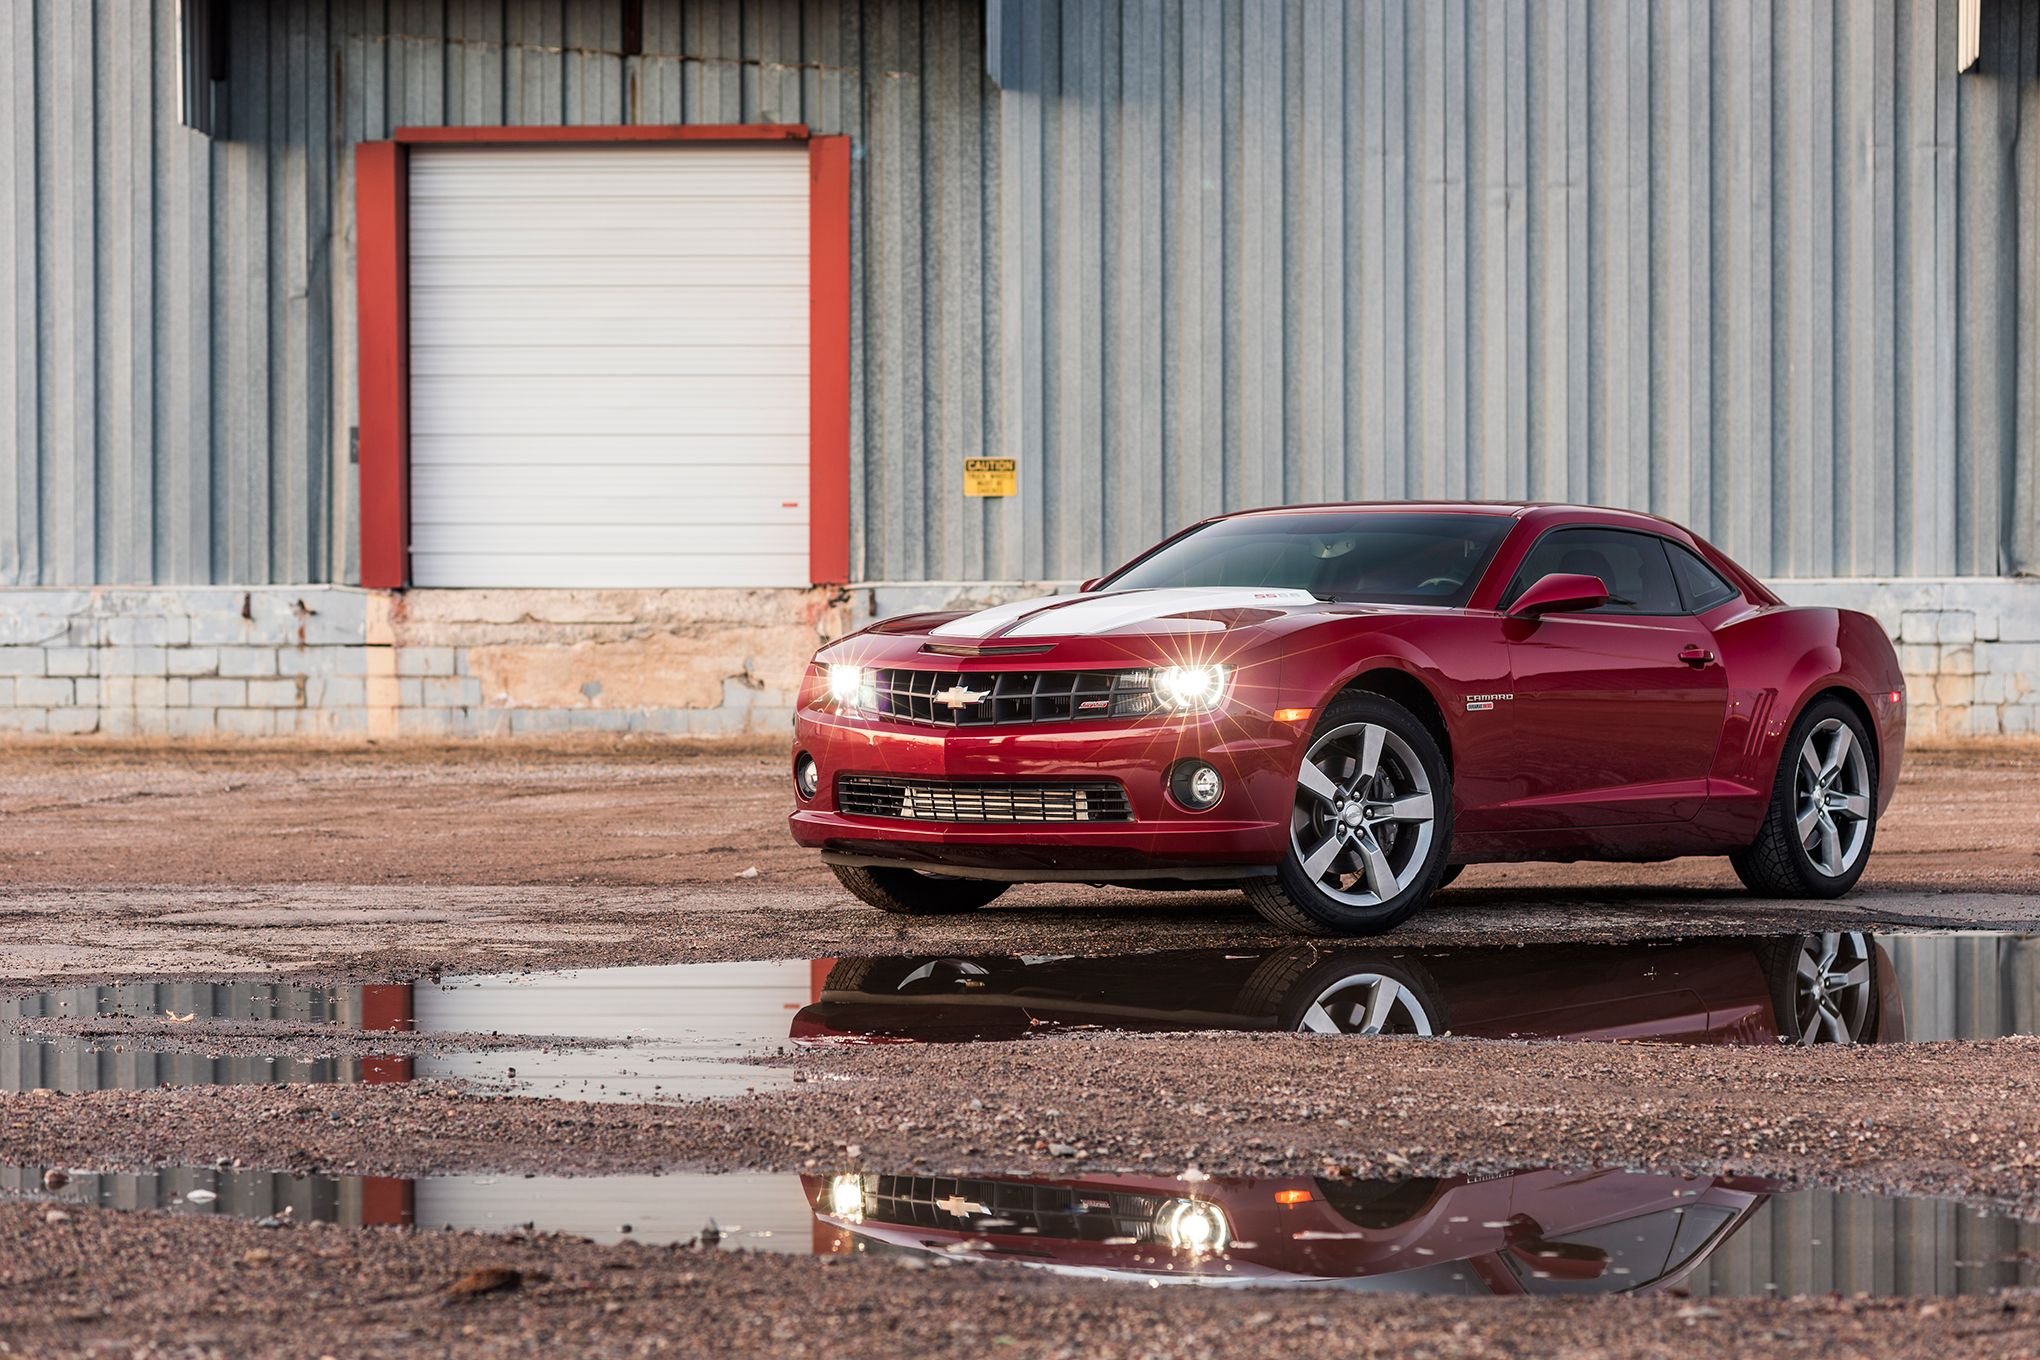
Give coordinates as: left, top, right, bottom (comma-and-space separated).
1243, 693, 1453, 936
1730, 698, 1878, 898
830, 863, 1008, 915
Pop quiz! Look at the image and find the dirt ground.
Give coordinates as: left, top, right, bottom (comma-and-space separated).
2, 740, 2039, 984
4, 738, 2040, 1356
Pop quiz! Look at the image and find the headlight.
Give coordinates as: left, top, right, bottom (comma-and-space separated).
1151, 664, 1229, 712
826, 1173, 866, 1223
1154, 1198, 1230, 1254
826, 664, 866, 708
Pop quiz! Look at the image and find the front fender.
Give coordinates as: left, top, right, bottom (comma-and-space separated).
1271, 613, 1517, 825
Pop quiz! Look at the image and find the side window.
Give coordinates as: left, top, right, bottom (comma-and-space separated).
1665, 542, 1739, 611
1506, 529, 1683, 616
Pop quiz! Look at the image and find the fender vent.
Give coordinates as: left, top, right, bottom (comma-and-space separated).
1744, 688, 1778, 760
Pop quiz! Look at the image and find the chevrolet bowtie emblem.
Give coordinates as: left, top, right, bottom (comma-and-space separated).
934, 1193, 988, 1218
934, 685, 989, 711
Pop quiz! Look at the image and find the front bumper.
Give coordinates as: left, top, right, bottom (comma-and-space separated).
788, 706, 1299, 879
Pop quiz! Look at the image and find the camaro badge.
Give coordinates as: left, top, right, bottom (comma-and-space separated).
1464, 693, 1514, 712
934, 684, 990, 711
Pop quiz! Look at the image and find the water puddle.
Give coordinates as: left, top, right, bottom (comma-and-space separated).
13, 1162, 2035, 1297
6, 933, 2034, 1101
2, 962, 810, 1101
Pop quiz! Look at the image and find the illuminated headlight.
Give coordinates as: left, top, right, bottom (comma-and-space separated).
1154, 1198, 1230, 1255
1151, 665, 1229, 712
826, 1173, 867, 1224
826, 664, 866, 709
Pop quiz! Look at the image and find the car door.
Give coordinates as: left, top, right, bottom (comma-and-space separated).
1499, 527, 1728, 828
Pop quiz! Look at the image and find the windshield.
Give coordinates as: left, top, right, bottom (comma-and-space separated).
1101, 512, 1512, 607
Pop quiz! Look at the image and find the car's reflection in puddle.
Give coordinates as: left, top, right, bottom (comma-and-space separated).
798, 931, 2040, 1047
5, 933, 2036, 1102
12, 1161, 2037, 1298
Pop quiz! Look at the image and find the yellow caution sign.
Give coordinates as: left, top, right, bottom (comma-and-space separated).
963, 457, 1018, 498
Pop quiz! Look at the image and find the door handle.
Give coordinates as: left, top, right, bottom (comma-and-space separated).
1678, 644, 1716, 668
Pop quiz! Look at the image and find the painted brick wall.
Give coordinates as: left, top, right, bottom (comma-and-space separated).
0, 580, 2032, 741
0, 587, 843, 738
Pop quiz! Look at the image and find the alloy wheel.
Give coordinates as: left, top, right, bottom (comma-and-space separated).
1295, 971, 1436, 1036
1794, 718, 1872, 878
1290, 722, 1437, 907
1790, 930, 1874, 1044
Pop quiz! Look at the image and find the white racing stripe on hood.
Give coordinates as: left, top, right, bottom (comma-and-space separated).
929, 587, 1321, 639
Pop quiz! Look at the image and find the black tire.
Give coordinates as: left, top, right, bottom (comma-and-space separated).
1730, 697, 1878, 899
829, 863, 1008, 916
1237, 946, 1449, 1035
1436, 864, 1465, 890
1756, 931, 1881, 1045
1243, 692, 1453, 936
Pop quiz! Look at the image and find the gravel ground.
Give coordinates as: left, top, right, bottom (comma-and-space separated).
10, 1035, 2040, 1215
5, 739, 2040, 1356
9, 1201, 2036, 1360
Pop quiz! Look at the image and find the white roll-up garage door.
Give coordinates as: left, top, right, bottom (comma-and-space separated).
407, 144, 810, 587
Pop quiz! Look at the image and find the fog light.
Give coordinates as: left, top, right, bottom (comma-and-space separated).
826, 1173, 866, 1224
1169, 760, 1224, 811
1154, 1198, 1230, 1255
794, 753, 820, 801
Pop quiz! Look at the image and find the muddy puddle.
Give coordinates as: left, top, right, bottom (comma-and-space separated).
6, 932, 2034, 1103
14, 1162, 2037, 1298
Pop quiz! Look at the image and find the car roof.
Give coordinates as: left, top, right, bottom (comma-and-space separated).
1212, 500, 1690, 532
1202, 500, 1779, 607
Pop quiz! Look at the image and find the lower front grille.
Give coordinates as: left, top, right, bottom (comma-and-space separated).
836, 776, 1133, 824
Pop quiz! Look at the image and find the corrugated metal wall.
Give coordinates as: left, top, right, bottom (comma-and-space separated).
1690, 1184, 2040, 1296
0, 0, 993, 587
5, 1, 2040, 588
981, 0, 2040, 583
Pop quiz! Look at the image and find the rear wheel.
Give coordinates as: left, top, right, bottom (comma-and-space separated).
1758, 931, 1879, 1044
829, 863, 1008, 916
1244, 693, 1453, 936
1731, 698, 1877, 898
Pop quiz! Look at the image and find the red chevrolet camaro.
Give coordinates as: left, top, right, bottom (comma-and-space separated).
789, 502, 1905, 935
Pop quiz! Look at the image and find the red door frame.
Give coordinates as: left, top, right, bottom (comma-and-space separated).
354, 124, 852, 589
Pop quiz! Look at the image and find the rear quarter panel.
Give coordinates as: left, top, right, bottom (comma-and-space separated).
1707, 603, 1905, 819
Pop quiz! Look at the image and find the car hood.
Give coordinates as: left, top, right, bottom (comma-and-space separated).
926, 587, 1324, 640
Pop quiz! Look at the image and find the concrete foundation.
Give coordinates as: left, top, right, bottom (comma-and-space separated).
0, 579, 2030, 741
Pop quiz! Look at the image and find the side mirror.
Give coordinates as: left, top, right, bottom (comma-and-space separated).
1502, 1214, 1609, 1283
1508, 572, 1610, 618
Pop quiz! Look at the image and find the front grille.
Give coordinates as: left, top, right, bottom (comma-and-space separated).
875, 667, 1154, 727
836, 776, 1133, 823
860, 1173, 1167, 1243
